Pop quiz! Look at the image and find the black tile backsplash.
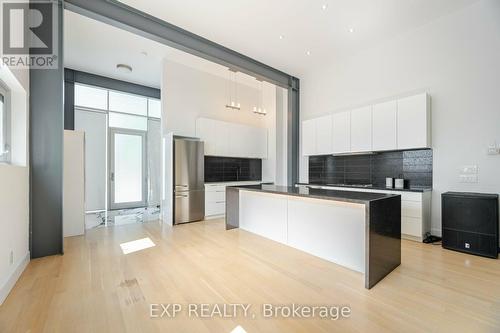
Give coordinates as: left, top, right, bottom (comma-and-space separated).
205, 157, 262, 182
309, 149, 433, 187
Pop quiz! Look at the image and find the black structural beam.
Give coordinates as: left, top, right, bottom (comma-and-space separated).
67, 68, 161, 99
64, 0, 295, 89
288, 78, 300, 186
30, 0, 64, 258
64, 68, 161, 130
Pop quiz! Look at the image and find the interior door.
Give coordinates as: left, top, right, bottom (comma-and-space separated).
109, 128, 147, 210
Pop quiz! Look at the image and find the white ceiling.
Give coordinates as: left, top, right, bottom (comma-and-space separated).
119, 0, 478, 76
65, 0, 479, 87
64, 10, 263, 89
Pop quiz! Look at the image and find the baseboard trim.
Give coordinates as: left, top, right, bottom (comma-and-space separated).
0, 251, 30, 306
205, 214, 225, 220
431, 228, 442, 237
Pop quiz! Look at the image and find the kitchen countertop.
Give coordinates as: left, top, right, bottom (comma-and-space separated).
205, 181, 267, 186
229, 184, 399, 205
297, 183, 432, 193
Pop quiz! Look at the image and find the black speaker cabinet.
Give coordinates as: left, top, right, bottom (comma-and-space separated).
442, 192, 499, 258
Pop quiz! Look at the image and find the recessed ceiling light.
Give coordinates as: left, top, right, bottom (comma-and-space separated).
279, 35, 284, 40
116, 64, 133, 73
306, 51, 311, 56
322, 4, 328, 10
348, 27, 355, 33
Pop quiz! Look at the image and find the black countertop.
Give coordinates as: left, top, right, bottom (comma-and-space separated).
229, 184, 399, 205
297, 183, 432, 193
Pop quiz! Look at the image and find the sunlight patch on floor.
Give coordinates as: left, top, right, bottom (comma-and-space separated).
120, 237, 156, 254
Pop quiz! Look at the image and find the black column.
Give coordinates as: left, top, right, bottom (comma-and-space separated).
64, 69, 75, 130
29, 0, 64, 258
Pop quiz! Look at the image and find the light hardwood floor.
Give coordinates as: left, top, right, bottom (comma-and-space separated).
1, 219, 499, 333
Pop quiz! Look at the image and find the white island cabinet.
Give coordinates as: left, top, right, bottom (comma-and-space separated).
227, 185, 402, 289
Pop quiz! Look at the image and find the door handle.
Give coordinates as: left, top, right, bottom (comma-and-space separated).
176, 194, 188, 198
110, 172, 115, 181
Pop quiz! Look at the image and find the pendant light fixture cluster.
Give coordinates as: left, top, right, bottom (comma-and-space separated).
225, 68, 241, 110
253, 79, 267, 115
225, 68, 266, 116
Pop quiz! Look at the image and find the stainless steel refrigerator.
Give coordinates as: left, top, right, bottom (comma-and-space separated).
173, 138, 205, 224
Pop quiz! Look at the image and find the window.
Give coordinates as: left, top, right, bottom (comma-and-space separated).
75, 84, 108, 110
148, 99, 161, 118
109, 112, 148, 131
0, 84, 10, 163
109, 91, 148, 116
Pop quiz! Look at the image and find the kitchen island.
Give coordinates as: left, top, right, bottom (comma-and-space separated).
226, 185, 401, 289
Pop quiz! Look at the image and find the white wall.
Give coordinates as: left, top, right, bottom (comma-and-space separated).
162, 60, 280, 182
0, 65, 29, 305
63, 131, 85, 238
162, 60, 270, 136
300, 0, 500, 236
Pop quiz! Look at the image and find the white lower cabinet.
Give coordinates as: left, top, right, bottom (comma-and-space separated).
302, 185, 432, 242
205, 182, 263, 219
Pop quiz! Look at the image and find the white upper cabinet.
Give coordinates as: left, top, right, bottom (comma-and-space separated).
196, 118, 267, 159
302, 119, 316, 156
254, 127, 268, 159
229, 123, 247, 157
196, 118, 217, 156
315, 115, 333, 155
350, 106, 372, 152
372, 101, 397, 151
332, 111, 351, 154
397, 93, 430, 150
300, 93, 430, 156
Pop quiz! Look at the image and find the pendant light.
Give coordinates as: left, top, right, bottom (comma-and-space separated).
253, 79, 267, 115
225, 69, 241, 110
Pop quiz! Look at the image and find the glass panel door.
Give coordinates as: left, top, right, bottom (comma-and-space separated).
109, 128, 147, 210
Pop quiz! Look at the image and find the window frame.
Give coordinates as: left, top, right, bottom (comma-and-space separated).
73, 83, 161, 120
0, 82, 11, 164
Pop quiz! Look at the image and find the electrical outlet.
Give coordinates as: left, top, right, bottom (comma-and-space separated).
459, 175, 478, 183
464, 243, 471, 249
488, 145, 500, 155
9, 250, 13, 265
460, 165, 478, 174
